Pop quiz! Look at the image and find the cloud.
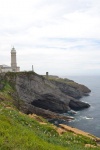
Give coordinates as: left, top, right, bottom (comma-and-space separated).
0, 0, 100, 75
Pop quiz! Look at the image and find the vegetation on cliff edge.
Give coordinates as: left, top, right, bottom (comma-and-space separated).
48, 75, 91, 94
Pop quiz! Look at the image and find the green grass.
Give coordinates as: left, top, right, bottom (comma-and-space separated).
0, 104, 100, 150
48, 76, 80, 88
0, 74, 100, 150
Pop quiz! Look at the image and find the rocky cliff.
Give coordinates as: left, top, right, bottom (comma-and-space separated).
0, 72, 91, 119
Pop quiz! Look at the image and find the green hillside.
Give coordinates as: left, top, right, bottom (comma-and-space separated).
0, 74, 100, 150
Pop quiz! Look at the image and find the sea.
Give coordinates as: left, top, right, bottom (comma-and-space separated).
66, 76, 100, 138
50, 76, 100, 138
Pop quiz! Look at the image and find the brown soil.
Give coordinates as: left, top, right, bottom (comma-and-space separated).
59, 124, 100, 142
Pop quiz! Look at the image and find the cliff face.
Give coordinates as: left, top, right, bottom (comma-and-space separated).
0, 72, 90, 118
50, 79, 90, 99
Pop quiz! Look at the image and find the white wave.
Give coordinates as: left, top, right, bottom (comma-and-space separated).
82, 116, 93, 120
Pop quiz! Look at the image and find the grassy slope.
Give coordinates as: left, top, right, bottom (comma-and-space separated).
0, 78, 99, 150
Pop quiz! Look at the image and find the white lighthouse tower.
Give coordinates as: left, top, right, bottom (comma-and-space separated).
11, 47, 20, 72
11, 47, 17, 71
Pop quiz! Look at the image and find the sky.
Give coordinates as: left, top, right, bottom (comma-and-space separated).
0, 0, 100, 76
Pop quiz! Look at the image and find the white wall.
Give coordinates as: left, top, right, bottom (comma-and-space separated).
1, 68, 12, 73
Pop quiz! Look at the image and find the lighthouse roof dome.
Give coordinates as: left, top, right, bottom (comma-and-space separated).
11, 47, 16, 53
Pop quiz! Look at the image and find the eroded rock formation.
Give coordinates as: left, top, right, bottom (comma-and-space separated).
0, 72, 91, 119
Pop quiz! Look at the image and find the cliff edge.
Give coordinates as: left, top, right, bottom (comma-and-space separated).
0, 72, 90, 119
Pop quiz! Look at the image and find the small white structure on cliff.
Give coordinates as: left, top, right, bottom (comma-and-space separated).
0, 47, 20, 73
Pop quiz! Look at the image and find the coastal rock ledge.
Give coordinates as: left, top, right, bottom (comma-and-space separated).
0, 72, 91, 119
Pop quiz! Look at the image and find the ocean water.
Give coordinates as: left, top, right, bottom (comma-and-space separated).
65, 76, 100, 138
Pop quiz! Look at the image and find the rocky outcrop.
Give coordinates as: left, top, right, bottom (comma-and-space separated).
0, 72, 91, 119
21, 103, 74, 121
31, 93, 70, 113
50, 78, 91, 99
51, 81, 83, 99
69, 99, 90, 110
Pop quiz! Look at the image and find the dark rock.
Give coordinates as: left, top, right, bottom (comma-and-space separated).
69, 99, 90, 110
0, 83, 4, 90
21, 104, 74, 121
31, 93, 70, 113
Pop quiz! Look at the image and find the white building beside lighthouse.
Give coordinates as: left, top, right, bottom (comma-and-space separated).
0, 47, 20, 73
